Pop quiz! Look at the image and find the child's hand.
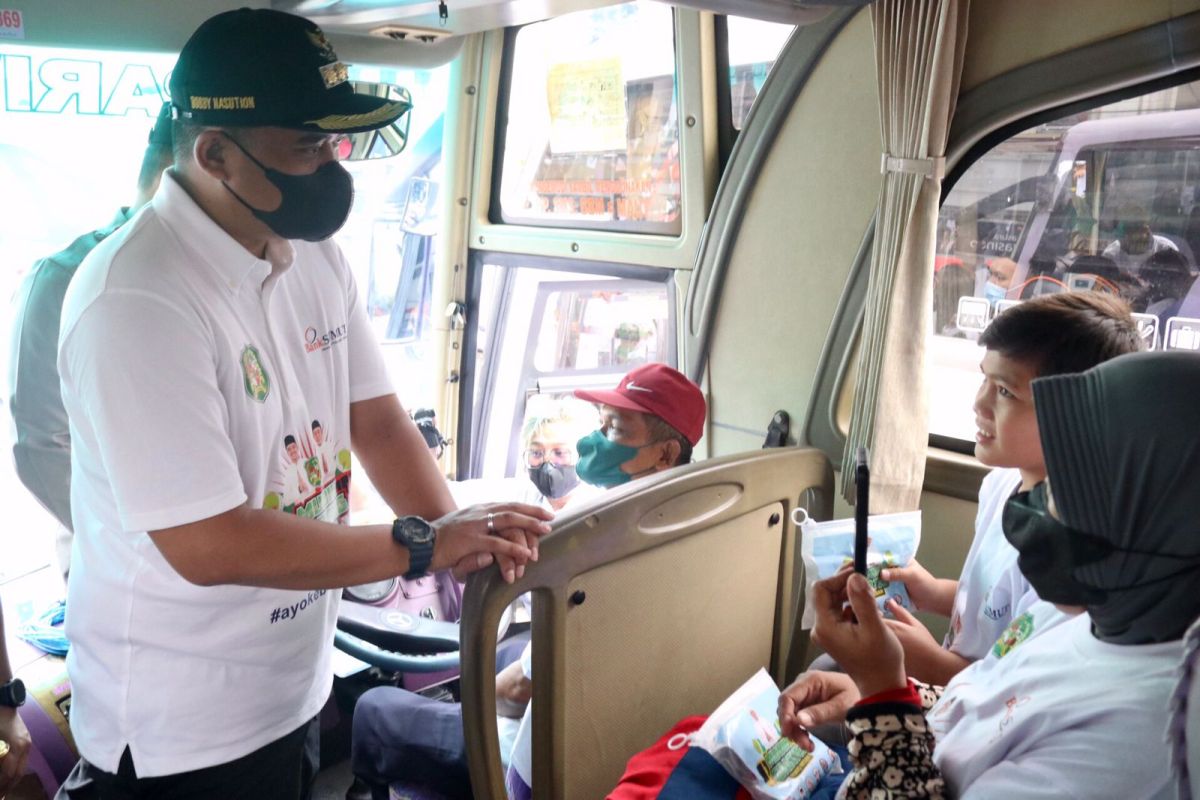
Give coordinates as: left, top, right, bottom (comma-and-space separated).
880, 559, 955, 616
885, 599, 972, 684
811, 571, 908, 700
777, 670, 860, 750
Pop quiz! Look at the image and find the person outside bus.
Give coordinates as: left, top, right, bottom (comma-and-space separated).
518, 396, 598, 513
1102, 203, 1178, 275
8, 103, 174, 579
781, 351, 1197, 798
55, 10, 550, 799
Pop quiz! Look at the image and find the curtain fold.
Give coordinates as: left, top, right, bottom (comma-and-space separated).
840, 0, 969, 511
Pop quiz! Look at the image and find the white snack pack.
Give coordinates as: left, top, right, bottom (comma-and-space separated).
691, 669, 841, 800
795, 509, 922, 630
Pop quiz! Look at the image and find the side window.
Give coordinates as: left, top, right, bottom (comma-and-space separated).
0, 44, 178, 576
334, 66, 451, 525
0, 46, 449, 551
466, 258, 675, 479
532, 283, 672, 372
725, 16, 794, 132
928, 79, 1200, 443
339, 65, 451, 414
495, 3, 682, 234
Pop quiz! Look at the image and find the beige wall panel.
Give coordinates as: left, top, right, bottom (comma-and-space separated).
962, 0, 1200, 92
561, 503, 785, 799
914, 487, 977, 641
707, 10, 881, 456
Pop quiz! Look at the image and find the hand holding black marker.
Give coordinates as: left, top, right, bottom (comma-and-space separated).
854, 446, 869, 576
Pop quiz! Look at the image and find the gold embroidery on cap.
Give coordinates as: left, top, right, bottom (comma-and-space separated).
190, 95, 256, 110
319, 61, 349, 89
307, 29, 338, 61
305, 99, 407, 130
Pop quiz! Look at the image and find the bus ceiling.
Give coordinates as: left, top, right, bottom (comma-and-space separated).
18, 0, 867, 68
281, 0, 869, 32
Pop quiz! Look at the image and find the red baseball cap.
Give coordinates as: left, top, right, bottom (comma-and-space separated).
574, 363, 706, 445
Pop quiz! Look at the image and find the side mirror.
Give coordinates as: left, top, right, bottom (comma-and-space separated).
344, 82, 413, 161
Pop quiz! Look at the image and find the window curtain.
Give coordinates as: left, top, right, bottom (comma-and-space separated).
840, 0, 969, 510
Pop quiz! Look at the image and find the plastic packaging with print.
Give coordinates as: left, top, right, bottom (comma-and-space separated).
796, 509, 922, 629
691, 669, 841, 800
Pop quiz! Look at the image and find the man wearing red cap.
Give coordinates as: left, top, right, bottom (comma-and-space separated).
351, 363, 706, 800
573, 363, 707, 488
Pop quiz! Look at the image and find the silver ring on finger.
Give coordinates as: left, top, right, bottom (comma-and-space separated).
487, 511, 495, 533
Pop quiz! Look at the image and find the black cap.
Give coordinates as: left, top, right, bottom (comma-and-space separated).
148, 101, 173, 147
169, 8, 409, 134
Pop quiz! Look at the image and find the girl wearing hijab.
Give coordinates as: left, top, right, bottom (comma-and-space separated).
778, 350, 1200, 798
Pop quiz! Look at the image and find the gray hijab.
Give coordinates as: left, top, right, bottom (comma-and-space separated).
1032, 350, 1200, 645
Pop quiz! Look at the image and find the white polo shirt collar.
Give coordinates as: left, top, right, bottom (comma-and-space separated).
152, 170, 295, 293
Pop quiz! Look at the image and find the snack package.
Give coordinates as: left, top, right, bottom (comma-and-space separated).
691, 669, 841, 800
795, 508, 922, 629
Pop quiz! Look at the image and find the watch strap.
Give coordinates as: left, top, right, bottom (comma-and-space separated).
0, 678, 25, 708
392, 516, 435, 580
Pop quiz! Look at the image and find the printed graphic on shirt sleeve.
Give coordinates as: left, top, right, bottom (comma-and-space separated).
240, 345, 271, 403
991, 611, 1035, 658
944, 610, 962, 650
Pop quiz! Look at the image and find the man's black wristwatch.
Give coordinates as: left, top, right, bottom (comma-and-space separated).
0, 678, 25, 708
392, 516, 436, 580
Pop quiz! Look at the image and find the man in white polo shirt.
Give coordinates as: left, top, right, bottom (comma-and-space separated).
55, 9, 551, 799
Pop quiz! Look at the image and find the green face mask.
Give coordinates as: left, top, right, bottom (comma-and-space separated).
575, 430, 640, 488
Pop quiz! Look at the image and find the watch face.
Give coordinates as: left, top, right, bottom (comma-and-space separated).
403, 517, 434, 545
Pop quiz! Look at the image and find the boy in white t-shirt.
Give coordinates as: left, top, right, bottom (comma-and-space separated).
880, 291, 1142, 684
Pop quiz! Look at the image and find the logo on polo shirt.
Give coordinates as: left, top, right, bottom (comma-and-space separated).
240, 345, 271, 403
304, 323, 348, 353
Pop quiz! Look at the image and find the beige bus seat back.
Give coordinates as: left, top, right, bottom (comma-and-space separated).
460, 446, 833, 800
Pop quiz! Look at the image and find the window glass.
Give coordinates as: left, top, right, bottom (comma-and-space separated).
332, 65, 452, 526
0, 44, 178, 580
338, 64, 451, 415
726, 16, 794, 131
468, 259, 674, 479
929, 79, 1200, 442
497, 3, 681, 234
532, 286, 671, 372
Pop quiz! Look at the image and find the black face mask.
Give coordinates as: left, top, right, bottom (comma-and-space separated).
528, 462, 579, 500
1002, 482, 1200, 607
222, 134, 353, 242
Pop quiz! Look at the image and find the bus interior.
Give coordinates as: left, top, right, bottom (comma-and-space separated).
2, 0, 1200, 797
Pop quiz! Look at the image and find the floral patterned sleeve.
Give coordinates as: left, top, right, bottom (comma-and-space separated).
838, 681, 947, 799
